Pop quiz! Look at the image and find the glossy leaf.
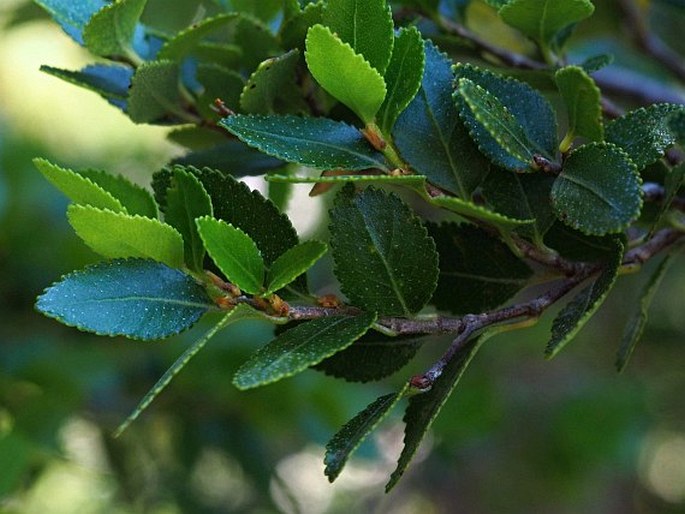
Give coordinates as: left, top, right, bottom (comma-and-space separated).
164, 169, 213, 272
34, 0, 106, 44
40, 64, 132, 109
546, 237, 624, 358
605, 103, 685, 170
67, 205, 185, 268
555, 66, 603, 145
76, 168, 158, 218
36, 259, 213, 340
265, 241, 327, 294
325, 385, 408, 482
221, 115, 389, 171
233, 312, 377, 389
322, 0, 394, 74
82, 0, 146, 59
329, 186, 438, 316
305, 24, 386, 123
551, 142, 642, 235
127, 60, 182, 124
429, 223, 532, 314
195, 216, 265, 294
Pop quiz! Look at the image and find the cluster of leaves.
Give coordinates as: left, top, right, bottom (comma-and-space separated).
32, 0, 685, 491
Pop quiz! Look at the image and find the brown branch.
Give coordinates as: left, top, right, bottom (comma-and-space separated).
623, 228, 684, 266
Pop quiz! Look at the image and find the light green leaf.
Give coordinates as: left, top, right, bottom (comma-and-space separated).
82, 0, 147, 61
305, 24, 386, 123
377, 27, 425, 135
325, 384, 408, 482
551, 142, 642, 235
164, 169, 213, 273
76, 168, 158, 218
322, 0, 394, 74
67, 205, 185, 268
265, 241, 327, 294
195, 216, 265, 294
33, 158, 125, 213
555, 65, 603, 146
36, 258, 213, 340
233, 312, 377, 389
127, 60, 182, 124
546, 237, 624, 358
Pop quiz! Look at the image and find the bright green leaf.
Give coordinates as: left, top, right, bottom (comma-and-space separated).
127, 60, 182, 124
265, 241, 327, 294
67, 205, 185, 268
305, 24, 386, 123
36, 259, 213, 340
555, 65, 603, 145
551, 142, 642, 235
233, 312, 377, 389
82, 0, 147, 60
76, 168, 158, 218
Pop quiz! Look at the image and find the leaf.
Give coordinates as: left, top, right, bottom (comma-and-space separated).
265, 241, 327, 294
33, 158, 125, 213
233, 14, 282, 72
36, 259, 213, 340
76, 168, 158, 218
240, 50, 308, 115
329, 186, 438, 316
221, 115, 389, 171
616, 255, 674, 372
546, 237, 624, 358
543, 222, 621, 262
322, 0, 394, 74
127, 60, 182, 124
315, 332, 424, 382
428, 223, 532, 315
393, 43, 491, 197
652, 162, 685, 233
164, 169, 213, 273
377, 27, 425, 135
266, 173, 427, 188
579, 53, 613, 74
555, 66, 603, 145
82, 0, 146, 60
195, 64, 244, 120
170, 140, 285, 175
453, 63, 557, 172
34, 0, 106, 44
605, 103, 685, 170
231, 0, 282, 22
325, 385, 408, 482
158, 14, 239, 60
386, 335, 486, 492
428, 195, 533, 230
499, 0, 595, 49
40, 64, 132, 109
233, 312, 377, 389
280, 0, 324, 49
551, 142, 642, 235
67, 205, 185, 268
305, 24, 386, 123
195, 216, 265, 294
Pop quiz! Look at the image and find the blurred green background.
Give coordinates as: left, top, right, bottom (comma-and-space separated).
1, 1, 684, 513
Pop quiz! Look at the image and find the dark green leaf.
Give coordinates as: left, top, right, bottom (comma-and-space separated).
546, 237, 624, 358
233, 312, 377, 389
233, 14, 282, 72
40, 64, 132, 109
329, 186, 438, 316
34, 0, 105, 44
82, 0, 146, 60
36, 259, 213, 340
195, 64, 244, 119
652, 162, 685, 233
551, 142, 642, 235
429, 223, 532, 314
76, 168, 158, 218
555, 65, 603, 145
428, 195, 534, 230
265, 241, 327, 294
221, 115, 389, 171
579, 53, 613, 74
280, 0, 324, 49
325, 386, 407, 482
231, 0, 282, 22
127, 60, 182, 124
543, 222, 621, 262
170, 140, 285, 175
158, 14, 239, 61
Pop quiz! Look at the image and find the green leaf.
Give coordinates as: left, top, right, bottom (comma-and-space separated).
266, 173, 427, 188
551, 142, 642, 235
393, 43, 491, 197
499, 0, 595, 49
76, 168, 158, 218
40, 64, 132, 107
221, 115, 389, 171
33, 158, 125, 213
305, 24, 386, 123
33, 0, 106, 44
329, 186, 438, 316
546, 237, 624, 358
322, 0, 394, 74
428, 196, 534, 230
195, 64, 244, 120
231, 0, 282, 22
265, 241, 327, 294
240, 50, 308, 115
579, 53, 613, 74
158, 14, 239, 60
170, 140, 285, 175
233, 14, 282, 72
605, 103, 685, 170
195, 216, 265, 294
280, 0, 324, 49
67, 205, 185, 268
377, 27, 425, 135
453, 63, 557, 172
325, 385, 408, 482
82, 0, 146, 60
544, 222, 621, 262
652, 162, 685, 233
315, 332, 424, 382
428, 223, 532, 315
387, 335, 486, 492
616, 255, 674, 372
164, 169, 213, 273
233, 312, 377, 389
36, 259, 213, 340
555, 66, 603, 145
127, 60, 182, 124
